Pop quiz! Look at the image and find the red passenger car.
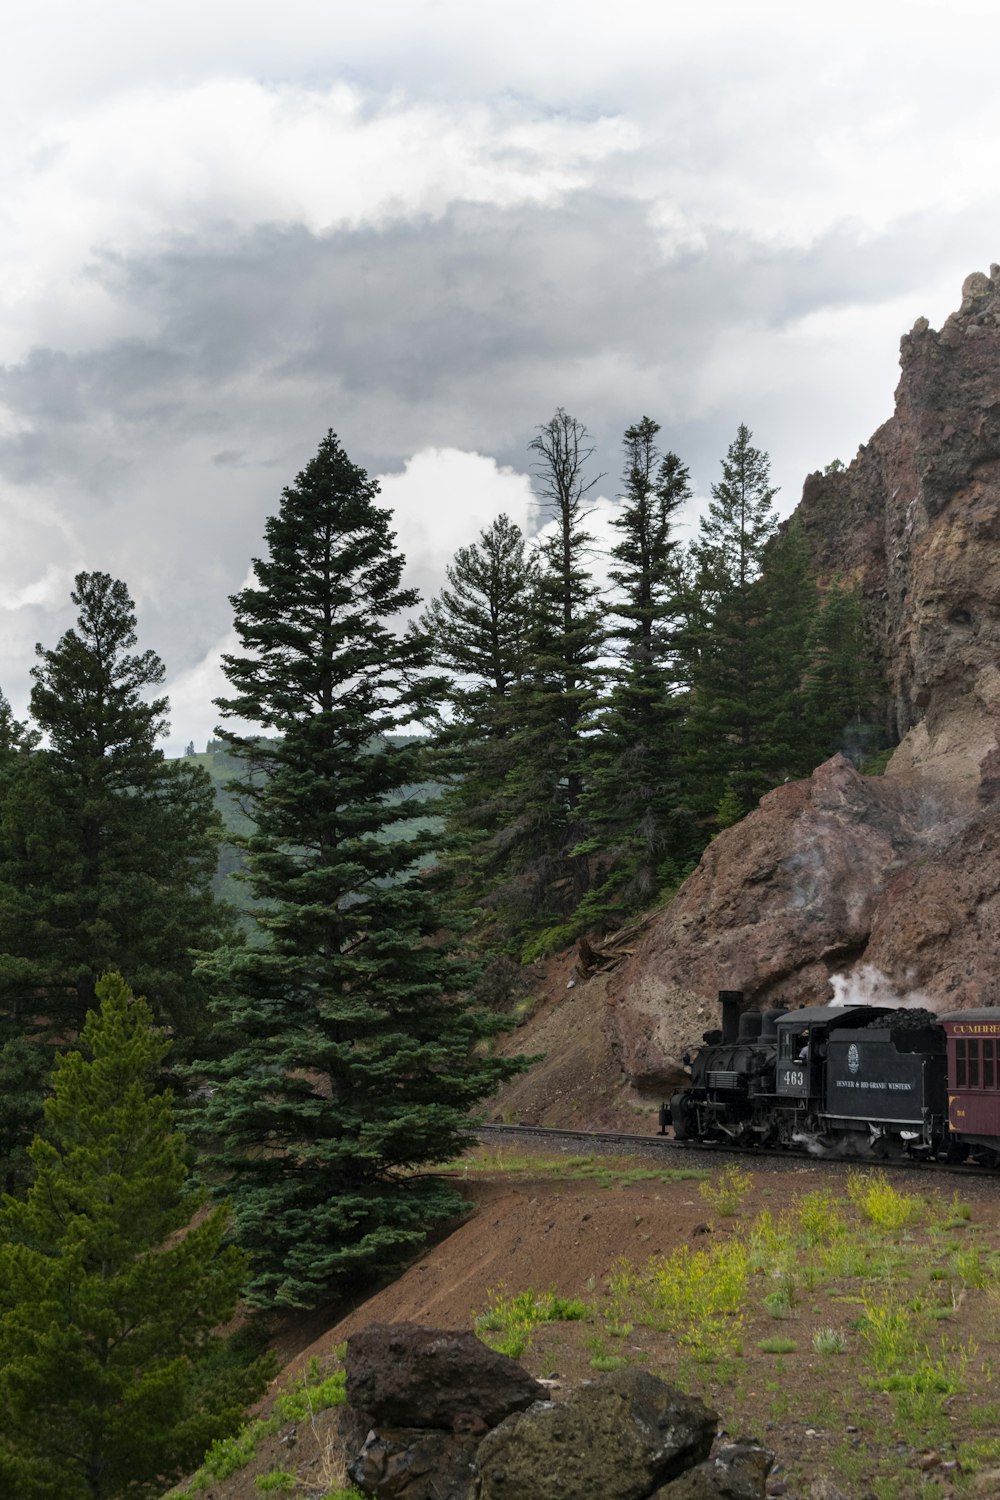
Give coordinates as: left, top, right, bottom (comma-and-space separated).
940, 1010, 1000, 1164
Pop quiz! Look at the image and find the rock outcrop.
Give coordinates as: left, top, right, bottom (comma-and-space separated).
345, 1323, 545, 1432
606, 271, 1000, 1084
796, 265, 1000, 789
342, 1323, 771, 1500
652, 1438, 775, 1499
473, 1368, 719, 1500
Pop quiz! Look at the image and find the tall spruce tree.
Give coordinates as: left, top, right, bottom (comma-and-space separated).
574, 418, 692, 921
0, 973, 260, 1500
421, 514, 537, 912
683, 424, 781, 820
494, 410, 605, 939
751, 516, 821, 786
805, 577, 885, 762
0, 574, 227, 1041
0, 693, 46, 1193
195, 431, 523, 1309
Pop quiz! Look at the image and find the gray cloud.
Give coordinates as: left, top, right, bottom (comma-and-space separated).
2, 8, 999, 748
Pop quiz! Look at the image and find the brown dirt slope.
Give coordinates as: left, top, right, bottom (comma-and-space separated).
173, 1149, 1000, 1500
482, 949, 659, 1132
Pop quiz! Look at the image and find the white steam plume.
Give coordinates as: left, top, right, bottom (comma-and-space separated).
829, 963, 937, 1012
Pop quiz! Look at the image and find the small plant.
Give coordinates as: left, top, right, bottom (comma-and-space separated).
762, 1280, 796, 1319
757, 1336, 797, 1354
812, 1327, 846, 1355
935, 1192, 973, 1230
746, 1209, 795, 1278
699, 1162, 753, 1216
796, 1189, 845, 1246
587, 1333, 628, 1372
858, 1294, 912, 1372
951, 1246, 993, 1289
847, 1169, 920, 1233
474, 1285, 590, 1358
257, 1470, 297, 1494
818, 1239, 872, 1279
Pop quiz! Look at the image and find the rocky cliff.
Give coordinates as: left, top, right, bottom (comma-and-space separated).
607, 270, 1000, 1090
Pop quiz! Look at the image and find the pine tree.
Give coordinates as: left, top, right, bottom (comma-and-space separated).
493, 410, 605, 940
0, 689, 36, 764
421, 514, 537, 911
0, 693, 47, 1193
0, 574, 227, 1040
195, 431, 523, 1308
805, 577, 885, 762
0, 973, 259, 1500
574, 418, 693, 921
751, 516, 820, 786
683, 424, 781, 820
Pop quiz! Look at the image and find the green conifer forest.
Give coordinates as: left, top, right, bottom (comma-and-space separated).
0, 419, 887, 1493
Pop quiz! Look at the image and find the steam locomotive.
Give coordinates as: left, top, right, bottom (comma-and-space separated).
661, 990, 1000, 1166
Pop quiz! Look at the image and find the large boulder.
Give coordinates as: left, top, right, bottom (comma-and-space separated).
346, 1323, 546, 1432
472, 1368, 717, 1500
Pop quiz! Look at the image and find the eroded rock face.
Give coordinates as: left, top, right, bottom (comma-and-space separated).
606, 272, 1000, 1085
607, 755, 953, 1088
796, 265, 1000, 788
345, 1323, 545, 1432
472, 1368, 717, 1500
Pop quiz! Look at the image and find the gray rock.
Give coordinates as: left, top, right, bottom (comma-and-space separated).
808, 1480, 851, 1500
346, 1323, 546, 1430
652, 1439, 773, 1498
472, 1368, 717, 1500
349, 1425, 480, 1500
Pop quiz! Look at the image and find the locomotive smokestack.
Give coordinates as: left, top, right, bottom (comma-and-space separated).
719, 990, 743, 1045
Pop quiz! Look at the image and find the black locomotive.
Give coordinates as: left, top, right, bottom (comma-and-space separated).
661, 990, 1000, 1165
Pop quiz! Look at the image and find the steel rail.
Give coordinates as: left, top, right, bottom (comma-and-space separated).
471, 1121, 1000, 1179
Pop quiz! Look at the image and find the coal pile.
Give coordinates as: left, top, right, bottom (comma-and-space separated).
861, 1007, 938, 1030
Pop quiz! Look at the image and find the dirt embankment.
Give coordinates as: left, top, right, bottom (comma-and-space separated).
482, 942, 666, 1132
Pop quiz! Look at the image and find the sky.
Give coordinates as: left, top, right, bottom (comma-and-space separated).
3, 0, 999, 752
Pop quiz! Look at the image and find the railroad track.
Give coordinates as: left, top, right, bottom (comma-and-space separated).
472, 1120, 1000, 1179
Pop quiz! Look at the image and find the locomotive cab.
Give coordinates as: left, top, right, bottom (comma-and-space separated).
774, 1004, 878, 1103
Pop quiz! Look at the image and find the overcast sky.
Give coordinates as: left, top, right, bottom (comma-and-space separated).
3, 1, 999, 751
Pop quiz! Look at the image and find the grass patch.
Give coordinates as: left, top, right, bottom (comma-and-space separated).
446, 1148, 708, 1189
462, 1158, 1000, 1497
757, 1336, 797, 1354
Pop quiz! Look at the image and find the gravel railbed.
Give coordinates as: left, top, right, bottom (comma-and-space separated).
472, 1121, 1000, 1197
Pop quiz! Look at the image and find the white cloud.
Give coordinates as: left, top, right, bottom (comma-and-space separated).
2, 1, 1000, 755
0, 80, 635, 362
379, 447, 537, 599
